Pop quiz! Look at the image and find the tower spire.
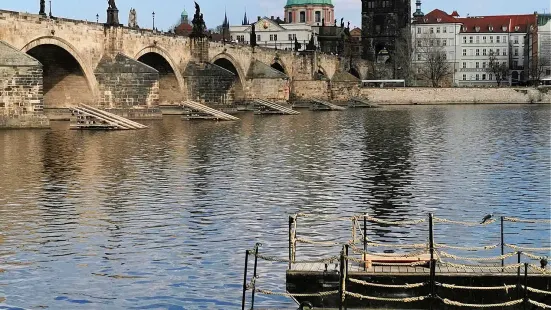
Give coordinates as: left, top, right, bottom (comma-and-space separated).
223, 10, 229, 27
243, 10, 249, 25
413, 0, 424, 17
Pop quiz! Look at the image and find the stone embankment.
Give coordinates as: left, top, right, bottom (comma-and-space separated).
359, 87, 551, 105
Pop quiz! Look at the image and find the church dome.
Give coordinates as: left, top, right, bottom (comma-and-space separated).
181, 9, 188, 18
285, 0, 333, 7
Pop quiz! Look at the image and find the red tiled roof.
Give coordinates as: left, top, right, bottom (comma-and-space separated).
457, 14, 536, 33
413, 9, 458, 24
175, 23, 192, 36
451, 11, 460, 17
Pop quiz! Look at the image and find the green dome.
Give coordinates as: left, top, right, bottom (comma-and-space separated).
285, 0, 333, 7
181, 9, 188, 18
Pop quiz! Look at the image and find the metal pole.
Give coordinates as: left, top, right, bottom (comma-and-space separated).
345, 244, 349, 276
429, 258, 436, 310
241, 250, 249, 310
289, 216, 294, 270
524, 263, 528, 310
363, 214, 367, 272
517, 251, 522, 299
429, 213, 434, 262
501, 216, 505, 269
339, 247, 345, 310
251, 244, 260, 309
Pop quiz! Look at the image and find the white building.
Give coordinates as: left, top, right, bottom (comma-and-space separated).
412, 6, 537, 86
229, 17, 316, 51
536, 14, 551, 79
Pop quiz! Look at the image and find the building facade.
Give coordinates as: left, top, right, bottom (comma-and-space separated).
361, 0, 411, 61
284, 0, 335, 26
411, 6, 537, 86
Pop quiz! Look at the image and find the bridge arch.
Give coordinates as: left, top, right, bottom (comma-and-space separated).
348, 66, 361, 79
22, 36, 99, 107
211, 53, 246, 100
271, 59, 287, 75
135, 46, 185, 104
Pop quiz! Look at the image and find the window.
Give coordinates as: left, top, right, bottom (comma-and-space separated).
443, 39, 447, 46
315, 11, 321, 23
483, 49, 487, 56
257, 34, 261, 41
482, 74, 486, 80
476, 74, 480, 80
463, 74, 467, 81
514, 36, 519, 44
482, 62, 487, 68
476, 62, 480, 69
463, 37, 467, 44
502, 61, 507, 66
462, 62, 467, 68
496, 36, 500, 43
503, 36, 507, 43
490, 36, 493, 43
288, 34, 295, 41
489, 48, 493, 55
443, 53, 447, 60
270, 34, 274, 41
514, 48, 518, 56
503, 49, 507, 56
476, 49, 480, 56
443, 27, 447, 33
476, 36, 480, 43
489, 74, 493, 80
288, 12, 292, 23
417, 53, 421, 61
299, 11, 306, 23
496, 48, 500, 55
417, 27, 421, 34
436, 39, 440, 46
274, 34, 277, 41
417, 40, 422, 47
513, 60, 518, 68
470, 36, 473, 43
436, 27, 440, 33
430, 27, 434, 33
463, 49, 467, 56
483, 36, 487, 43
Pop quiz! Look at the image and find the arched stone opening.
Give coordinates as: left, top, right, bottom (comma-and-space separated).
213, 57, 245, 101
138, 52, 182, 104
26, 44, 93, 108
271, 62, 286, 74
349, 67, 361, 79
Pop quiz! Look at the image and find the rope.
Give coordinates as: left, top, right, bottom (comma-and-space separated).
439, 261, 524, 270
295, 238, 341, 246
364, 241, 428, 249
529, 264, 551, 274
433, 217, 496, 226
360, 216, 426, 226
528, 299, 551, 309
441, 297, 523, 308
435, 243, 499, 251
524, 286, 551, 295
504, 217, 551, 224
345, 291, 427, 303
255, 254, 340, 264
346, 255, 428, 267
349, 278, 426, 289
505, 244, 551, 251
437, 282, 517, 291
253, 288, 339, 297
350, 244, 428, 258
523, 252, 548, 260
438, 251, 518, 262
295, 213, 353, 222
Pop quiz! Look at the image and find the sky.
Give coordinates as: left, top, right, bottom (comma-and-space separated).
2, 0, 550, 31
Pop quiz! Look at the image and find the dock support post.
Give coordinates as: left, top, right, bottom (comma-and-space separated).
517, 251, 522, 299
363, 214, 367, 272
429, 213, 434, 262
524, 263, 528, 310
501, 216, 505, 269
251, 243, 261, 309
429, 258, 436, 310
345, 244, 349, 276
241, 250, 249, 310
339, 246, 346, 310
289, 216, 294, 270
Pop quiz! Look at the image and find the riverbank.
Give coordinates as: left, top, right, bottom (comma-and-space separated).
358, 87, 551, 105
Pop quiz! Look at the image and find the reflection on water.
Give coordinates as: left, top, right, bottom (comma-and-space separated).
0, 105, 550, 309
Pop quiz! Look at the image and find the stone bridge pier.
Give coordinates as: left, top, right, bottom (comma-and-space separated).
0, 9, 367, 127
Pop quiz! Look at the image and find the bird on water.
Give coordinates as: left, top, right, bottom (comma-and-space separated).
481, 214, 493, 224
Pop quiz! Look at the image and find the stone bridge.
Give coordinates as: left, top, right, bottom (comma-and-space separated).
0, 9, 368, 118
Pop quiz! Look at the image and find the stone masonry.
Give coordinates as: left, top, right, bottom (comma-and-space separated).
0, 41, 49, 128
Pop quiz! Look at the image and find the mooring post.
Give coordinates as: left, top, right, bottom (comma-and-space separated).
241, 250, 249, 310
501, 216, 505, 269
517, 251, 522, 299
429, 213, 434, 262
251, 243, 261, 309
429, 258, 436, 310
363, 214, 367, 272
289, 215, 294, 270
339, 247, 345, 310
524, 263, 528, 310
345, 244, 349, 276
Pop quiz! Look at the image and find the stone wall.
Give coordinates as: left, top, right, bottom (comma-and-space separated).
245, 79, 290, 102
359, 87, 551, 104
0, 41, 49, 128
291, 80, 330, 102
184, 62, 235, 104
94, 53, 160, 108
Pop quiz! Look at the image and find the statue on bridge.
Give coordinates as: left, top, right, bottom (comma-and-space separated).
39, 0, 46, 16
190, 2, 207, 38
128, 8, 138, 28
108, 0, 117, 10
106, 0, 120, 26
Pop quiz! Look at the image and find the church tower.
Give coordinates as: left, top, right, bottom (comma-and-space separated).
361, 0, 411, 61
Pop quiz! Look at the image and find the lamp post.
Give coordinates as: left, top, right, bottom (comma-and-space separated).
152, 11, 155, 30
96, 13, 99, 23
48, 0, 52, 17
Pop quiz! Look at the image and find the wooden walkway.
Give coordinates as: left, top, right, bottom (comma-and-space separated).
253, 99, 300, 115
181, 100, 239, 121
349, 97, 379, 108
311, 99, 347, 111
70, 104, 147, 130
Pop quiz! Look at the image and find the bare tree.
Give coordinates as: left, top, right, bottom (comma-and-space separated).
530, 55, 551, 85
487, 51, 509, 86
394, 28, 413, 85
414, 34, 452, 87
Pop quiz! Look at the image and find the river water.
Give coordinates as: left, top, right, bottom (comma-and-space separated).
0, 105, 550, 309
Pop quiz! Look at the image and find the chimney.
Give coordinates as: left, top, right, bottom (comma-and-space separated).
258, 16, 261, 21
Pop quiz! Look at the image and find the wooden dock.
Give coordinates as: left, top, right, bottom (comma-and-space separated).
181, 100, 239, 121
70, 104, 148, 130
311, 99, 347, 111
349, 97, 379, 108
252, 99, 301, 115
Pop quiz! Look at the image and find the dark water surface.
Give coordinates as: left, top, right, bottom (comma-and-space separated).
0, 105, 550, 309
